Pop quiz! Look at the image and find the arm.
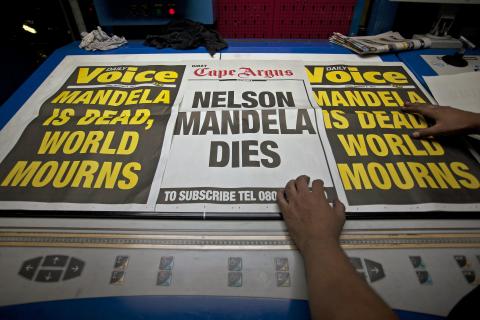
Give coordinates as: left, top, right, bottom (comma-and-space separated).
401, 103, 480, 138
277, 175, 398, 320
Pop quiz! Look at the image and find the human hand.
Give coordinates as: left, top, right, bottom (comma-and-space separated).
277, 175, 345, 257
401, 103, 480, 138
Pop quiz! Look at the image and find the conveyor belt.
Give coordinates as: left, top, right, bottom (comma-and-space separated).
1, 230, 480, 250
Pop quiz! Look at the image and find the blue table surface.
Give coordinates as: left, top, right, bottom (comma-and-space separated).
0, 295, 445, 320
0, 40, 397, 130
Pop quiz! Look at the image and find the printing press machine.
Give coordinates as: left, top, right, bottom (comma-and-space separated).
0, 40, 479, 320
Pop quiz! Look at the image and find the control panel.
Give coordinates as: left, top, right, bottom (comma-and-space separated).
2, 246, 480, 317
1, 218, 479, 319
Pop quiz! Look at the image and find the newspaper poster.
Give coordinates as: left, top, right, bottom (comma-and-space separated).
306, 62, 480, 212
156, 61, 338, 214
0, 55, 187, 211
2, 56, 479, 215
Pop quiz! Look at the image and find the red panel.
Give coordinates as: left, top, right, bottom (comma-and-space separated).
215, 0, 275, 38
216, 0, 356, 39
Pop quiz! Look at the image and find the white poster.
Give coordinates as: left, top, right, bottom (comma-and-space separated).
156, 61, 339, 214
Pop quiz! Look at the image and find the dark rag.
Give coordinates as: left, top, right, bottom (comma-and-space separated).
144, 19, 228, 56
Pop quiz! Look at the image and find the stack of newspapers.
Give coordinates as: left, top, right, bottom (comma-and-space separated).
329, 31, 431, 55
